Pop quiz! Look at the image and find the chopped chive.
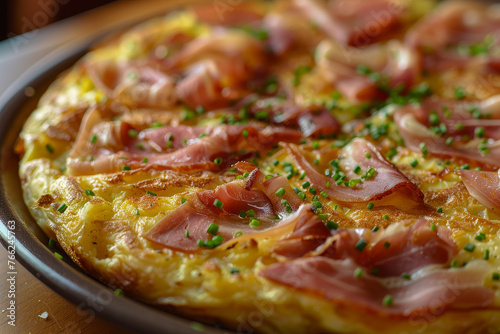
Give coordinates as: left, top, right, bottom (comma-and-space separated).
85, 190, 95, 196
299, 171, 306, 180
302, 181, 310, 189
484, 249, 490, 260
297, 192, 306, 201
320, 191, 328, 198
214, 157, 223, 165
246, 209, 255, 217
312, 141, 320, 150
242, 130, 249, 138
475, 232, 486, 241
451, 260, 458, 268
309, 187, 316, 194
355, 239, 367, 252
114, 289, 124, 296
91, 135, 98, 144
207, 223, 219, 236
382, 295, 393, 307
493, 273, 500, 281
475, 127, 485, 138
239, 211, 247, 218
250, 219, 260, 227
401, 273, 411, 280
181, 198, 187, 204
454, 86, 466, 100
185, 229, 189, 238
57, 203, 68, 213
182, 109, 195, 121
128, 129, 138, 138
431, 223, 436, 232
354, 267, 363, 278
213, 235, 223, 247
366, 168, 376, 179
353, 165, 362, 175
365, 153, 371, 159
382, 215, 389, 220
213, 199, 223, 209
384, 242, 391, 249
464, 243, 475, 252
230, 268, 240, 275
275, 187, 286, 197
317, 213, 328, 220
136, 209, 140, 216
372, 226, 380, 232
234, 231, 243, 238
419, 143, 428, 157
326, 221, 338, 230
410, 159, 418, 168
54, 252, 63, 260
150, 121, 163, 128
48, 238, 57, 247
348, 179, 362, 188
429, 111, 439, 125
142, 158, 148, 163
147, 190, 157, 196
45, 144, 54, 153
122, 166, 131, 171
367, 202, 375, 210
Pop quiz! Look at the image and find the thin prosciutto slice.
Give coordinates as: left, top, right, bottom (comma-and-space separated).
144, 181, 312, 252
284, 138, 424, 204
321, 220, 455, 277
144, 182, 276, 252
247, 99, 340, 137
273, 218, 456, 278
167, 31, 267, 109
410, 96, 500, 140
314, 39, 420, 102
294, 0, 403, 47
395, 106, 500, 168
457, 169, 500, 211
85, 59, 177, 109
67, 112, 303, 175
260, 257, 493, 317
263, 12, 322, 56
405, 1, 500, 71
239, 162, 303, 214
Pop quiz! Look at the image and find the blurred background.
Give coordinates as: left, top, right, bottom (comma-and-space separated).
0, 0, 117, 41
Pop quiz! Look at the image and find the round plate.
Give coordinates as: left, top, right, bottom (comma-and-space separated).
0, 8, 229, 334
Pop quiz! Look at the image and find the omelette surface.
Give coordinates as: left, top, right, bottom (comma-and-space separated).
17, 0, 500, 333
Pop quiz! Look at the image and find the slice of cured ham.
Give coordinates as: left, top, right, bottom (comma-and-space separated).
284, 138, 424, 205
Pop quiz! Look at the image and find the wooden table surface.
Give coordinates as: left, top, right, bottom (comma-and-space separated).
0, 247, 132, 334
0, 1, 197, 333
